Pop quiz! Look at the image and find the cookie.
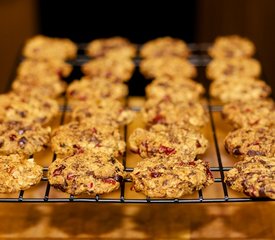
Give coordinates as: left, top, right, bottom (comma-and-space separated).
224, 127, 275, 159
12, 75, 67, 98
140, 37, 190, 58
222, 99, 275, 129
86, 37, 136, 58
145, 76, 205, 102
51, 121, 125, 157
0, 154, 43, 193
206, 58, 261, 80
208, 35, 255, 59
129, 125, 208, 159
71, 99, 136, 127
82, 57, 135, 82
48, 151, 125, 195
17, 59, 72, 78
140, 56, 197, 79
210, 77, 271, 103
0, 93, 59, 125
23, 35, 77, 60
225, 156, 275, 199
67, 77, 128, 104
0, 121, 50, 156
142, 98, 208, 129
131, 156, 213, 198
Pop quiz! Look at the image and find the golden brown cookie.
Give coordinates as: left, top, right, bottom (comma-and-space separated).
48, 151, 125, 195
206, 58, 261, 80
210, 77, 271, 103
225, 156, 275, 199
131, 156, 213, 198
224, 127, 275, 159
140, 37, 190, 58
222, 99, 275, 129
51, 121, 125, 157
23, 35, 77, 60
0, 154, 43, 193
208, 35, 255, 59
140, 56, 197, 79
82, 57, 135, 82
86, 36, 136, 58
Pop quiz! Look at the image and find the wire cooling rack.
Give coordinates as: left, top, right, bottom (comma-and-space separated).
1, 43, 273, 203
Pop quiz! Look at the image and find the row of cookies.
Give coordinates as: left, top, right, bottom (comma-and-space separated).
128, 37, 214, 198
47, 37, 138, 196
0, 35, 78, 193
207, 35, 275, 199
207, 35, 272, 103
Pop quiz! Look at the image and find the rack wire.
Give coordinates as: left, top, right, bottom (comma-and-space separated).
1, 43, 273, 203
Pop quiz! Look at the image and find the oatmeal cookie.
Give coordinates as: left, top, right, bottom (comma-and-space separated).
131, 156, 213, 198
140, 37, 190, 58
82, 57, 135, 82
0, 121, 50, 156
210, 77, 271, 103
71, 99, 136, 127
67, 77, 128, 103
129, 125, 208, 159
222, 99, 275, 129
145, 76, 205, 102
140, 56, 197, 79
23, 35, 77, 60
86, 36, 136, 58
142, 98, 208, 129
0, 93, 59, 125
224, 127, 275, 159
206, 58, 261, 80
225, 156, 275, 199
208, 35, 255, 59
0, 154, 43, 193
51, 121, 125, 157
48, 151, 125, 195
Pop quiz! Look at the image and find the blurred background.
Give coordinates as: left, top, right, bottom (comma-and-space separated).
0, 0, 274, 239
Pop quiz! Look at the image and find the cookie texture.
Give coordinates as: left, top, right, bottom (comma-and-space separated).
225, 156, 275, 199
210, 77, 271, 103
67, 77, 128, 104
23, 35, 77, 60
222, 99, 275, 129
0, 121, 50, 156
142, 98, 208, 129
224, 127, 275, 159
51, 122, 125, 157
206, 58, 261, 80
131, 157, 213, 198
71, 100, 136, 127
48, 152, 124, 195
86, 37, 136, 58
208, 35, 255, 59
82, 57, 135, 82
140, 57, 197, 79
129, 125, 208, 159
0, 154, 43, 193
0, 93, 59, 125
140, 37, 190, 58
145, 76, 205, 102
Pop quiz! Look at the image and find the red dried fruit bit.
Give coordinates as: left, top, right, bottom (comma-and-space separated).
69, 90, 76, 96
188, 161, 196, 166
90, 128, 97, 134
53, 165, 66, 176
152, 114, 166, 124
9, 134, 17, 141
206, 167, 213, 179
102, 178, 116, 185
73, 144, 84, 153
0, 140, 3, 148
18, 136, 27, 148
66, 173, 76, 180
88, 182, 93, 188
53, 184, 66, 192
247, 150, 265, 157
150, 172, 161, 178
18, 129, 25, 135
196, 140, 202, 148
159, 145, 176, 155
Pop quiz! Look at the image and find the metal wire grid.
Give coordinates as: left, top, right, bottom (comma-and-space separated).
0, 43, 273, 203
